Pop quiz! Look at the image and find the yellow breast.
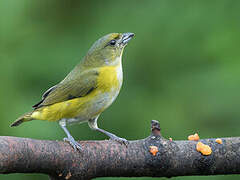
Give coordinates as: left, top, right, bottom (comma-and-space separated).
97, 63, 122, 92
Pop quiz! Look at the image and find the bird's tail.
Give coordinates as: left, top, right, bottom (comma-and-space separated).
10, 112, 34, 127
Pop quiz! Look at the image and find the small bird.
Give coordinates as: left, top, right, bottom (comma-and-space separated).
11, 32, 134, 150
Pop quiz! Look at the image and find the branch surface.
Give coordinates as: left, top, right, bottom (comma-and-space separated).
0, 120, 240, 180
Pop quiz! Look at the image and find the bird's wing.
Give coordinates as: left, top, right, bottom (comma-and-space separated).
32, 69, 99, 109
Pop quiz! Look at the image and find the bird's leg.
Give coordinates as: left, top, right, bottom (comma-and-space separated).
96, 128, 129, 146
88, 116, 128, 146
59, 119, 82, 151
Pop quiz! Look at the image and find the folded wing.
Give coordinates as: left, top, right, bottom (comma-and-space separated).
33, 69, 99, 109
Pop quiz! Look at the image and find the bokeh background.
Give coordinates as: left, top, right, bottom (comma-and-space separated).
1, 0, 240, 180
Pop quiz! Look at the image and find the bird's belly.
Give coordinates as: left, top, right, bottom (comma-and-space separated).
64, 88, 120, 124
92, 89, 120, 113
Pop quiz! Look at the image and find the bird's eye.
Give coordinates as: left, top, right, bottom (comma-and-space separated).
109, 40, 116, 46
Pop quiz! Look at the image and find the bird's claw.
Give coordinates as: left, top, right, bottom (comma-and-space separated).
110, 136, 129, 146
63, 137, 82, 151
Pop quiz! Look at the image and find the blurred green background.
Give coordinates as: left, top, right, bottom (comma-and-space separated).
1, 0, 240, 179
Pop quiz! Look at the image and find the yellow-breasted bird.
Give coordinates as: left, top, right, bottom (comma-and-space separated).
11, 32, 134, 150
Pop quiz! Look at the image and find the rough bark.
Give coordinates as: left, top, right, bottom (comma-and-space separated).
0, 120, 240, 180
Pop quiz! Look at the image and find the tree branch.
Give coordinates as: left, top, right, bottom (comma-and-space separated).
0, 120, 240, 180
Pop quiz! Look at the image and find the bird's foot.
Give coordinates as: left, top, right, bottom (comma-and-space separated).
110, 135, 129, 146
63, 136, 82, 151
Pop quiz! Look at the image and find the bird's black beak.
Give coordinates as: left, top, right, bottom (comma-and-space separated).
121, 32, 134, 45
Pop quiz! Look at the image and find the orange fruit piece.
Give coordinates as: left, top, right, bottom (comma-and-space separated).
196, 142, 212, 156
215, 138, 223, 144
188, 133, 200, 141
149, 146, 158, 156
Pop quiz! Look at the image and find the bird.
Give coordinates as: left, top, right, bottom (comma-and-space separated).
11, 32, 134, 151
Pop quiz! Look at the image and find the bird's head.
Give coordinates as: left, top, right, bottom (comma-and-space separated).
84, 33, 134, 67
